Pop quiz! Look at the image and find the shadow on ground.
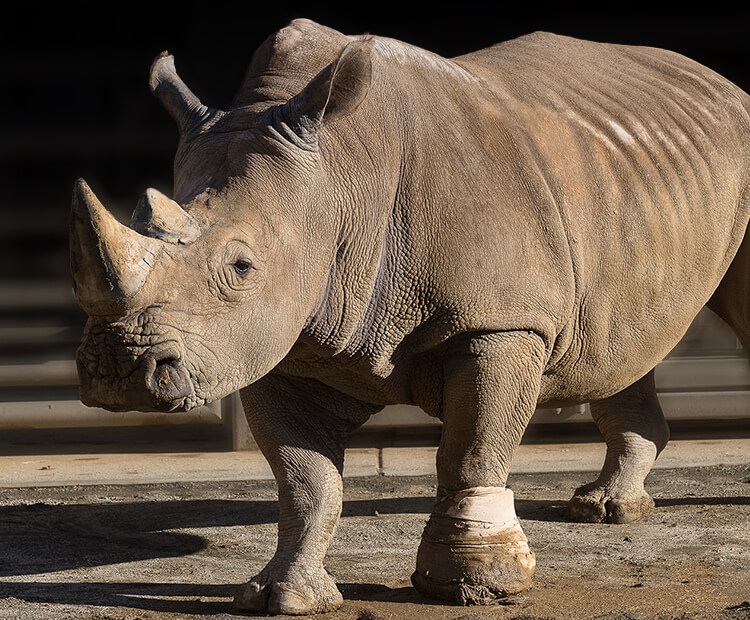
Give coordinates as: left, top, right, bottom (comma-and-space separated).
0, 495, 571, 577
0, 580, 450, 617
2, 492, 746, 578
0, 581, 237, 615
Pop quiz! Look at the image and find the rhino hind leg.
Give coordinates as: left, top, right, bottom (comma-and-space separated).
570, 225, 750, 526
568, 369, 670, 524
412, 331, 545, 604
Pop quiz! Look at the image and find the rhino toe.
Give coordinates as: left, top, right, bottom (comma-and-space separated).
269, 581, 342, 615
233, 579, 269, 611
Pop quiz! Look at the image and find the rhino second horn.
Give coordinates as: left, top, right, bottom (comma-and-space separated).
70, 179, 163, 315
149, 51, 215, 134
132, 188, 200, 244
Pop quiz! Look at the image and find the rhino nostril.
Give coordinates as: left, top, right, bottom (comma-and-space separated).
150, 356, 180, 386
146, 352, 192, 410
155, 356, 179, 369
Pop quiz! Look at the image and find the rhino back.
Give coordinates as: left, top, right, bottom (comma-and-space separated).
455, 32, 750, 402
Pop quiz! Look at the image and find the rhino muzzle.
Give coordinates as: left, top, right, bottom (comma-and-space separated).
76, 331, 196, 413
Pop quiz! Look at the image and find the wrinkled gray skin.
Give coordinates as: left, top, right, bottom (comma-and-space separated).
70, 19, 750, 614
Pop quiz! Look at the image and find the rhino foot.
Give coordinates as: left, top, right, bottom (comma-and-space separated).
411, 511, 535, 605
411, 569, 530, 606
568, 484, 655, 524
233, 562, 342, 615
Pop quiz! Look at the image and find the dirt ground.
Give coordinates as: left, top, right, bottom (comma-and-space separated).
1, 464, 749, 620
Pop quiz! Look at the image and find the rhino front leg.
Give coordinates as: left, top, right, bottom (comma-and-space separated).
568, 369, 670, 524
412, 331, 546, 605
233, 373, 374, 615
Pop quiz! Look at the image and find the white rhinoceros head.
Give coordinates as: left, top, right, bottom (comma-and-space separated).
70, 34, 374, 412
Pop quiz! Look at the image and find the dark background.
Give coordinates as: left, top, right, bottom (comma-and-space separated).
1, 2, 748, 348
3, 3, 748, 283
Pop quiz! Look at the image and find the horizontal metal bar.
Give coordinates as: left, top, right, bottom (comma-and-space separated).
0, 399, 223, 429
0, 360, 79, 387
529, 391, 750, 423
0, 283, 77, 310
655, 356, 750, 390
0, 326, 79, 345
658, 391, 750, 419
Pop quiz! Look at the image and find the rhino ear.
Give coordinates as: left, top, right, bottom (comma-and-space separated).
279, 37, 374, 147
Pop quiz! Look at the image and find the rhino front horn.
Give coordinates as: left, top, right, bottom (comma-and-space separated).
69, 179, 163, 315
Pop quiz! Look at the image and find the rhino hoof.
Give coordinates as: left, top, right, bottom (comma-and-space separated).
412, 514, 535, 605
568, 487, 655, 524
233, 570, 342, 615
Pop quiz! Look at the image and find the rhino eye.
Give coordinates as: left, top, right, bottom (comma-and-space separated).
233, 259, 253, 276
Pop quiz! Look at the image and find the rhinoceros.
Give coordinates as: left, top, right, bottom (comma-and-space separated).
69, 18, 750, 614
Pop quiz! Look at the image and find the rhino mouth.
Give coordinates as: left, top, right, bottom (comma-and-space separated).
76, 324, 201, 413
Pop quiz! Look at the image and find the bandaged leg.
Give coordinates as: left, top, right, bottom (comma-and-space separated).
411, 332, 545, 605
413, 487, 535, 604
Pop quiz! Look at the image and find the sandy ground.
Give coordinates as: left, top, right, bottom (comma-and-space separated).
1, 465, 749, 620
